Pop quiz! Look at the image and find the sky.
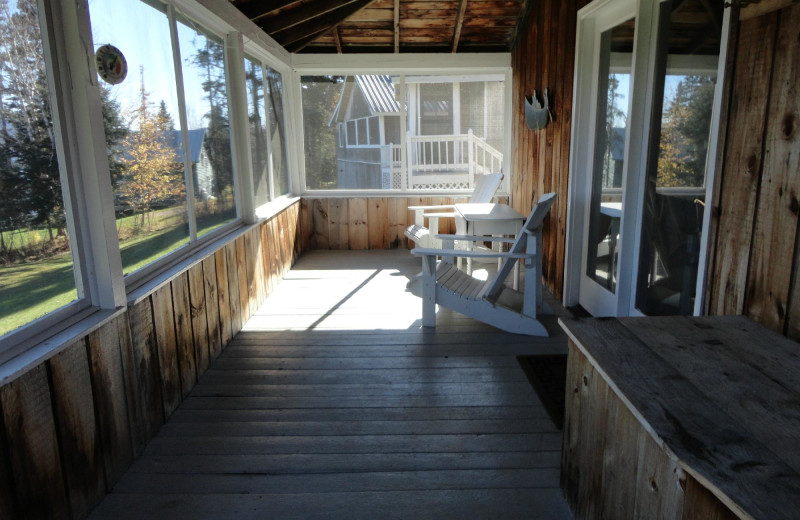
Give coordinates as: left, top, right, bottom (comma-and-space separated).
88, 0, 216, 130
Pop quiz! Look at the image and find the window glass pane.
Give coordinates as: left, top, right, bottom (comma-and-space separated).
265, 66, 290, 196
418, 83, 453, 135
245, 57, 269, 207
0, 0, 78, 336
302, 74, 505, 191
408, 77, 504, 190
368, 117, 380, 145
384, 116, 401, 145
302, 75, 344, 190
90, 0, 189, 275
177, 18, 235, 238
357, 118, 367, 145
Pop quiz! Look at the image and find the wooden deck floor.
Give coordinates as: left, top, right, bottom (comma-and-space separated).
88, 250, 572, 519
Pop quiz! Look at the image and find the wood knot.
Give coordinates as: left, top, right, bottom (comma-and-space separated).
783, 113, 796, 139
582, 375, 588, 387
790, 195, 799, 216
649, 475, 658, 492
746, 154, 758, 174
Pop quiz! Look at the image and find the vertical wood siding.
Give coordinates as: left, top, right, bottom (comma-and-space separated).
0, 201, 303, 520
707, 3, 800, 340
510, 0, 588, 299
562, 342, 739, 520
299, 196, 519, 250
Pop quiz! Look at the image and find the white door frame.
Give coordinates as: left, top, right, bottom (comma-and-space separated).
563, 0, 731, 316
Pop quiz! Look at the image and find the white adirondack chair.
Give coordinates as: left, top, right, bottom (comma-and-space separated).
404, 172, 503, 249
408, 193, 557, 336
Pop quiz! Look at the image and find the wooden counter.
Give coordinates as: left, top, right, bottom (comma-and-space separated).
558, 316, 800, 520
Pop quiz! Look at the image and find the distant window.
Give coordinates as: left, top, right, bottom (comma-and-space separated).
346, 120, 356, 146
368, 117, 380, 145
384, 115, 401, 145
357, 118, 368, 145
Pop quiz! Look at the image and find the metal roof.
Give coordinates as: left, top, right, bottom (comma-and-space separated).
355, 75, 400, 115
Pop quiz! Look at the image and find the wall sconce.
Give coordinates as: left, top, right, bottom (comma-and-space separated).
525, 88, 552, 130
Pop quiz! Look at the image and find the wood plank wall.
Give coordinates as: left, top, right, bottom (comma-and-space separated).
0, 201, 303, 520
706, 3, 800, 341
299, 196, 476, 250
510, 0, 589, 300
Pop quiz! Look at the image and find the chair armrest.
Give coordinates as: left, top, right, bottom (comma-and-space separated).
434, 234, 516, 244
423, 211, 457, 218
411, 247, 533, 260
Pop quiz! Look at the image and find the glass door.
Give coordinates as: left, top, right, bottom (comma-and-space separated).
634, 0, 722, 316
566, 0, 727, 317
572, 0, 638, 317
585, 19, 634, 295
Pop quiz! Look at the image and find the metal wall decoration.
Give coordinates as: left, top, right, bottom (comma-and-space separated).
525, 88, 552, 130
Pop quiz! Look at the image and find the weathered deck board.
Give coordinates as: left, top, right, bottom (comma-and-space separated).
87, 250, 571, 519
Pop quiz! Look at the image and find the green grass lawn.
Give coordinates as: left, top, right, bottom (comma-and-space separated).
1, 206, 236, 337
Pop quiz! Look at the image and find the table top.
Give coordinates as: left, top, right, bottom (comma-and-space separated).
454, 203, 525, 222
600, 202, 622, 218
559, 315, 800, 520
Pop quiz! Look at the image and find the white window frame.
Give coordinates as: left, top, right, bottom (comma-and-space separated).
243, 38, 298, 220
291, 53, 513, 198
0, 0, 126, 364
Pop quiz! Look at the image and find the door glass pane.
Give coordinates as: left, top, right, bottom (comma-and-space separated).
585, 18, 635, 293
636, 0, 721, 315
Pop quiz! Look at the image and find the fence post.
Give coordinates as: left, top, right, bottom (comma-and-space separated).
468, 129, 475, 188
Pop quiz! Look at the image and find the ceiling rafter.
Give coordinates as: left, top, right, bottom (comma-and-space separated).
394, 0, 400, 53
334, 26, 343, 53
452, 0, 468, 53
262, 0, 371, 34
237, 0, 303, 22
274, 0, 374, 46
286, 27, 336, 53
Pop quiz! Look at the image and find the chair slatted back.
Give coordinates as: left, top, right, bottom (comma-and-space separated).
468, 173, 504, 204
483, 193, 557, 300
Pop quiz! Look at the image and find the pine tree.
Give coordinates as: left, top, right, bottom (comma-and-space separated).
191, 36, 232, 201
100, 85, 128, 187
302, 75, 344, 189
157, 100, 175, 132
657, 76, 715, 188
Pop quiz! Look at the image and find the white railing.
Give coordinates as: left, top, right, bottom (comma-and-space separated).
379, 131, 503, 190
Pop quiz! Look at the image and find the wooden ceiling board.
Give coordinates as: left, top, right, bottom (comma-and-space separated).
235, 0, 531, 53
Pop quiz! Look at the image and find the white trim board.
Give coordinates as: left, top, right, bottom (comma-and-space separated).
292, 53, 511, 75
